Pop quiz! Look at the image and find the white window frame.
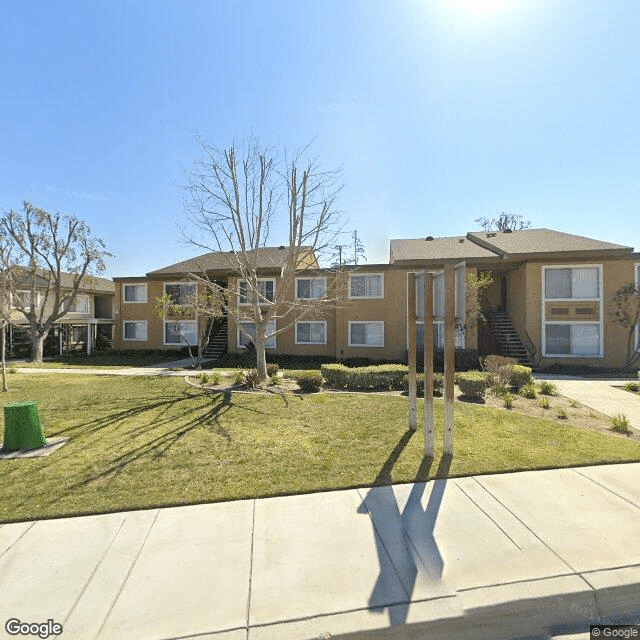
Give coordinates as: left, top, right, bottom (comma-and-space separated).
295, 276, 327, 300
123, 320, 148, 341
164, 282, 197, 307
66, 294, 90, 314
11, 290, 39, 309
348, 273, 384, 299
237, 278, 276, 305
237, 320, 276, 349
295, 320, 327, 345
163, 319, 198, 346
348, 321, 385, 347
123, 283, 148, 303
541, 264, 603, 358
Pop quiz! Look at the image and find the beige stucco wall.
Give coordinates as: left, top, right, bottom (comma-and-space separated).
518, 258, 637, 368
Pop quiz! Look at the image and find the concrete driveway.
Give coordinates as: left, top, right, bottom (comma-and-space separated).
536, 374, 640, 431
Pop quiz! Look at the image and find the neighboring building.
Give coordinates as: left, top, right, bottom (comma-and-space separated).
113, 229, 640, 369
9, 274, 115, 358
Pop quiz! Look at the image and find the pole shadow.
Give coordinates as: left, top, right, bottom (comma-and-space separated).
359, 440, 452, 627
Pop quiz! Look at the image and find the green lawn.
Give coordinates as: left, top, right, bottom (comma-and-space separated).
13, 350, 189, 369
1, 373, 639, 523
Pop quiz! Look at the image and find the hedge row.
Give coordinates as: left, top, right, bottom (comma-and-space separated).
402, 373, 444, 397
321, 364, 407, 390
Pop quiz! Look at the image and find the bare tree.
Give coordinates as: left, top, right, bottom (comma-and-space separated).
330, 244, 347, 267
154, 289, 223, 369
475, 212, 531, 232
610, 282, 640, 369
351, 230, 366, 265
0, 202, 111, 363
181, 136, 346, 380
0, 238, 14, 390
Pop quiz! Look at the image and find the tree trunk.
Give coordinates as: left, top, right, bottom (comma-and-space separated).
30, 333, 46, 363
1, 324, 7, 392
254, 334, 268, 381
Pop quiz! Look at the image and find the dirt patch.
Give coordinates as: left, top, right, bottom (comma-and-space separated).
186, 375, 635, 440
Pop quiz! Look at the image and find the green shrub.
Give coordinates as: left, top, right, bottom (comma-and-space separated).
556, 408, 567, 419
244, 369, 261, 388
233, 370, 245, 385
456, 371, 490, 400
321, 364, 350, 388
403, 373, 444, 397
196, 372, 209, 383
509, 365, 533, 391
540, 398, 550, 409
269, 374, 281, 386
266, 363, 279, 377
296, 371, 323, 393
209, 371, 222, 385
502, 391, 514, 409
519, 383, 538, 399
624, 381, 639, 392
611, 413, 631, 434
345, 365, 408, 390
569, 399, 579, 408
539, 381, 557, 396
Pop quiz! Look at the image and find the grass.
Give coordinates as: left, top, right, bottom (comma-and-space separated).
1, 373, 640, 523
14, 350, 189, 369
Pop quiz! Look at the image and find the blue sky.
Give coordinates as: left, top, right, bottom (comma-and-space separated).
1, 0, 639, 277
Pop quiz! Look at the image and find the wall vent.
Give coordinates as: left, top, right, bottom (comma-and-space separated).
550, 307, 570, 315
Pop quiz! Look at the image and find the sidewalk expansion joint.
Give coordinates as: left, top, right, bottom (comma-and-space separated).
245, 498, 256, 631
0, 520, 36, 559
62, 515, 127, 625
156, 626, 248, 640
454, 481, 522, 550
571, 467, 640, 511
470, 477, 580, 575
93, 508, 160, 640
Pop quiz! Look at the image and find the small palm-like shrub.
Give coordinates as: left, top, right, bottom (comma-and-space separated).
502, 391, 514, 409
244, 369, 261, 388
556, 408, 567, 420
540, 398, 551, 410
296, 371, 323, 393
611, 413, 631, 434
233, 370, 245, 385
266, 363, 279, 377
519, 383, 538, 399
269, 374, 281, 386
569, 399, 579, 408
539, 381, 557, 396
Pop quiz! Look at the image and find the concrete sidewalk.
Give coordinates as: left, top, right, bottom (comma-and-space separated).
536, 374, 640, 431
2, 464, 640, 640
13, 357, 212, 377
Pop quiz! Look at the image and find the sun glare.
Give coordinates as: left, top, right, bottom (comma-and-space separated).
448, 0, 513, 15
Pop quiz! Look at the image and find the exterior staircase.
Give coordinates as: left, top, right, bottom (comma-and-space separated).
486, 311, 534, 365
201, 318, 228, 360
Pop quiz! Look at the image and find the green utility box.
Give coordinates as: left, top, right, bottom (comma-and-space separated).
2, 401, 46, 452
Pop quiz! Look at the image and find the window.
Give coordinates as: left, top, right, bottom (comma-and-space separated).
295, 277, 326, 299
237, 320, 276, 349
417, 322, 465, 349
164, 320, 197, 345
295, 321, 327, 345
124, 321, 147, 341
545, 268, 599, 299
123, 284, 147, 303
12, 290, 37, 309
542, 265, 602, 357
545, 324, 600, 356
349, 274, 383, 299
164, 283, 196, 306
66, 295, 89, 313
348, 321, 384, 347
238, 279, 275, 305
